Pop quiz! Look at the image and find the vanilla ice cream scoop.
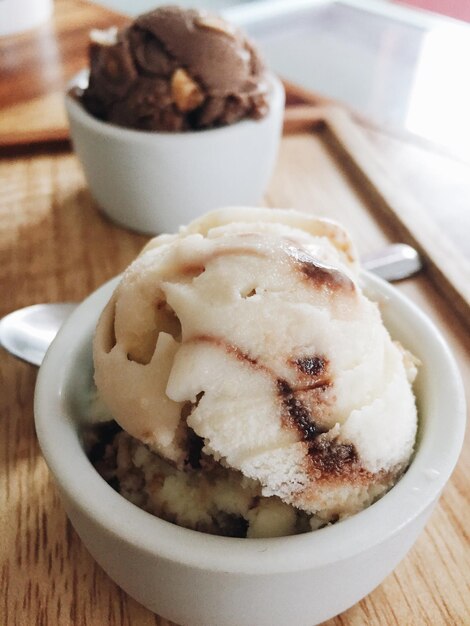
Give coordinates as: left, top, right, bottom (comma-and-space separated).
93, 207, 417, 520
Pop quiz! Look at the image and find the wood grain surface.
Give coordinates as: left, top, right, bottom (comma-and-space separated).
0, 0, 129, 146
0, 114, 469, 625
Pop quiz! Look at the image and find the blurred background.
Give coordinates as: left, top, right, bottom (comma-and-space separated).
1, 0, 468, 161
94, 0, 470, 22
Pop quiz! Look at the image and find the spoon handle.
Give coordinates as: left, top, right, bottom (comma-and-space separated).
361, 243, 422, 282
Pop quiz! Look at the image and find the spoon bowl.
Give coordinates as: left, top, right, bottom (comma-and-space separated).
0, 303, 76, 366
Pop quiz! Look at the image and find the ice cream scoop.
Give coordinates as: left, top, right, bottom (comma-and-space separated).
81, 6, 268, 131
93, 207, 418, 523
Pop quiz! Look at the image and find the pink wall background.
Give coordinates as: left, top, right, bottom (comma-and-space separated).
395, 0, 470, 22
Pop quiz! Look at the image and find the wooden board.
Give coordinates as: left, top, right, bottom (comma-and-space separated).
283, 106, 470, 332
0, 0, 129, 146
0, 108, 469, 626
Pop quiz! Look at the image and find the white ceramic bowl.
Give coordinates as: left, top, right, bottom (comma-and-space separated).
65, 72, 285, 235
34, 273, 465, 626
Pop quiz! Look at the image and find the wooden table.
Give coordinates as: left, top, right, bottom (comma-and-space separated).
1, 4, 469, 626
1, 124, 469, 626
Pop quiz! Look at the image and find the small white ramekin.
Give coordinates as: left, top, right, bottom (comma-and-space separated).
65, 72, 285, 235
34, 272, 466, 626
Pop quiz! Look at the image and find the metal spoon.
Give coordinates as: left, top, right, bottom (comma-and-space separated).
0, 244, 421, 366
0, 303, 77, 366
360, 243, 422, 281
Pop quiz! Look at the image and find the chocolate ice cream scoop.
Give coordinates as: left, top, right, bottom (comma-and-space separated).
82, 6, 269, 131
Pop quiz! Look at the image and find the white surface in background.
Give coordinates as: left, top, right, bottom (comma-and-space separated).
405, 26, 470, 159
94, 0, 252, 14
0, 0, 53, 36
92, 0, 467, 28
236, 1, 470, 161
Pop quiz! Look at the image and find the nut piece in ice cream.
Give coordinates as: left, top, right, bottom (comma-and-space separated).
81, 6, 269, 131
93, 207, 418, 527
171, 68, 205, 112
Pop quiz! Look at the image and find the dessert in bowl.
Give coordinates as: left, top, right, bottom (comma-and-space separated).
34, 208, 465, 625
90, 207, 418, 537
65, 7, 285, 235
